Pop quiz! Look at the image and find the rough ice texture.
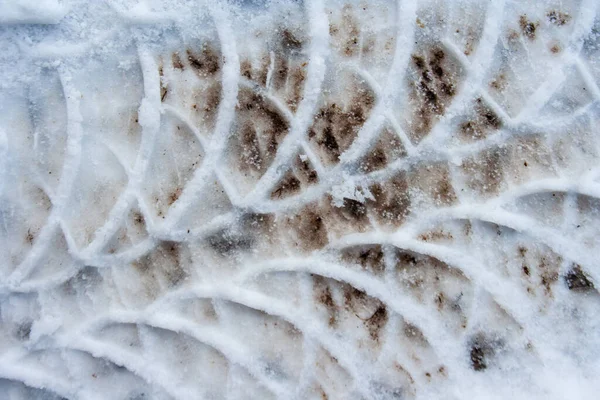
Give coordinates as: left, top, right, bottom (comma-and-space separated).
1, 0, 600, 399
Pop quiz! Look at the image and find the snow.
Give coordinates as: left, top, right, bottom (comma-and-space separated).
0, 0, 67, 25
1, 0, 600, 399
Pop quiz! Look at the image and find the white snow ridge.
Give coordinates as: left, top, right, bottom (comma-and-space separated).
1, 0, 600, 399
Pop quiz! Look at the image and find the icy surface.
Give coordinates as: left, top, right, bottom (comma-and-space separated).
1, 0, 600, 399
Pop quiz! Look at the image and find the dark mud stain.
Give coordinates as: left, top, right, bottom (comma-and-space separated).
343, 286, 367, 312
319, 284, 335, 308
404, 322, 427, 346
158, 242, 186, 285
312, 123, 339, 161
244, 91, 288, 138
15, 321, 32, 341
468, 333, 502, 371
318, 387, 329, 400
463, 220, 473, 237
104, 211, 146, 254
470, 342, 487, 371
131, 211, 145, 227
395, 250, 468, 319
418, 229, 453, 242
341, 245, 385, 274
538, 255, 560, 296
25, 229, 35, 245
188, 81, 223, 132
565, 264, 595, 292
540, 273, 557, 295
239, 56, 270, 87
160, 72, 168, 102
435, 292, 445, 310
271, 171, 301, 199
462, 27, 479, 57
462, 148, 507, 197
187, 45, 221, 77
408, 47, 458, 143
172, 53, 184, 69
340, 198, 367, 221
360, 146, 387, 173
272, 56, 289, 91
408, 162, 458, 206
238, 123, 263, 171
330, 5, 360, 57
207, 230, 253, 256
314, 276, 337, 327
167, 187, 183, 206
519, 16, 538, 40
343, 35, 359, 58
490, 73, 507, 92
240, 59, 253, 80
342, 286, 388, 338
550, 44, 561, 54
287, 64, 307, 112
133, 241, 188, 286
329, 22, 339, 37
202, 82, 222, 118
234, 89, 290, 175
320, 196, 371, 238
287, 207, 328, 252
237, 212, 277, 247
366, 306, 388, 341
240, 212, 276, 235
294, 154, 318, 185
518, 246, 528, 257
366, 174, 411, 228
308, 84, 375, 164
280, 29, 304, 54
358, 128, 407, 173
547, 10, 571, 26
460, 98, 502, 141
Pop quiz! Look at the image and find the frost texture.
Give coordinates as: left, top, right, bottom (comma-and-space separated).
1, 0, 600, 399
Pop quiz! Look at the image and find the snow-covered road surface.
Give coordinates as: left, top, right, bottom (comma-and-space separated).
1, 0, 600, 399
